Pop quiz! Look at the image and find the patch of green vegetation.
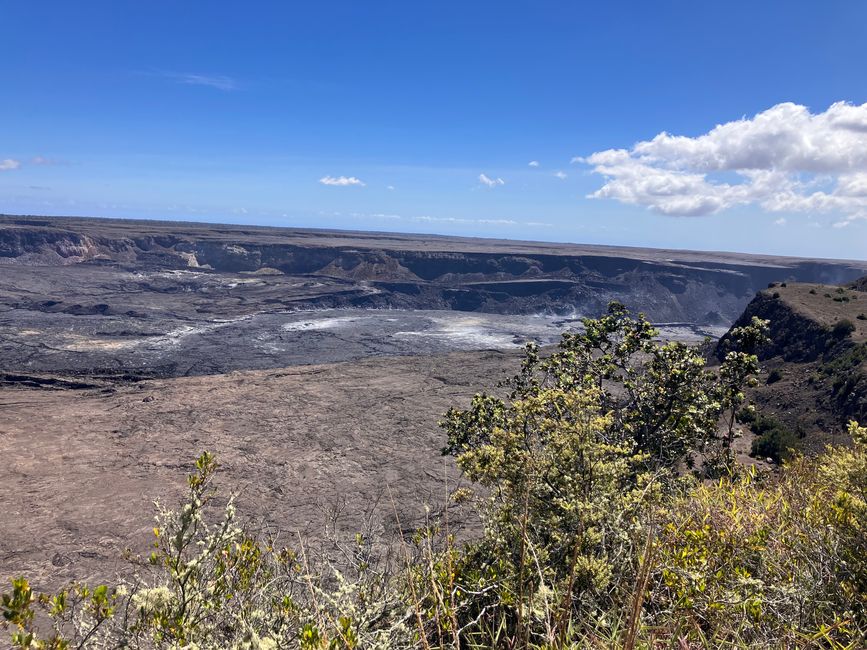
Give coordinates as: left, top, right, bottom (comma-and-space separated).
817, 343, 867, 417
766, 368, 784, 384
831, 318, 856, 339
736, 405, 756, 424
821, 342, 867, 377
749, 414, 801, 463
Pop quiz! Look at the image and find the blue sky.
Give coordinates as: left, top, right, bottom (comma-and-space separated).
2, 1, 867, 259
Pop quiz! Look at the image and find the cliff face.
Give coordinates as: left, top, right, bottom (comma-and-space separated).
717, 281, 867, 451
2, 216, 866, 324
718, 291, 837, 362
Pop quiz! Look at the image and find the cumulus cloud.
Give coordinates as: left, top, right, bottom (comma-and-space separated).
479, 173, 505, 187
582, 101, 867, 226
0, 158, 21, 171
553, 170, 567, 180
528, 160, 540, 167
319, 175, 366, 187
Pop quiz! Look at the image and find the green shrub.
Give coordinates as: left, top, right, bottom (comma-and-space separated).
736, 405, 757, 424
833, 319, 857, 339
821, 343, 867, 377
766, 368, 784, 384
748, 414, 803, 462
750, 423, 799, 463
656, 422, 867, 645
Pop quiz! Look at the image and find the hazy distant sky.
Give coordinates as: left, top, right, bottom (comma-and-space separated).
2, 1, 867, 259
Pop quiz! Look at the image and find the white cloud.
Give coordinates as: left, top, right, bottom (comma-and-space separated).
319, 175, 366, 187
386, 185, 395, 190
553, 171, 567, 180
417, 216, 517, 225
353, 211, 551, 228
479, 173, 505, 187
583, 101, 867, 226
528, 160, 540, 167
774, 217, 787, 226
0, 158, 21, 171
174, 73, 236, 91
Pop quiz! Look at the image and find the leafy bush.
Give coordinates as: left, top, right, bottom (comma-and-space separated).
821, 343, 867, 378
736, 405, 757, 424
766, 368, 784, 384
750, 424, 799, 463
654, 423, 867, 645
833, 319, 857, 339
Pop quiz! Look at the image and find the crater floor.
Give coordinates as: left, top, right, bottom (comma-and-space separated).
2, 216, 862, 591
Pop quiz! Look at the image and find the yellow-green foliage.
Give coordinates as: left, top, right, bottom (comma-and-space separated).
648, 425, 867, 647
450, 388, 655, 631
3, 437, 866, 648
651, 422, 867, 647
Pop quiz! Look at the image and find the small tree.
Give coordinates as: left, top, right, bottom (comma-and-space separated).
439, 302, 767, 640
716, 316, 771, 466
444, 303, 767, 474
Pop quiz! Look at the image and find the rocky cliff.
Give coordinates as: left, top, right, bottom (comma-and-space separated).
3, 215, 866, 325
717, 279, 867, 457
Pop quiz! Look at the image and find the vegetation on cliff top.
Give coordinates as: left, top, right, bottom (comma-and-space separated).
3, 305, 866, 648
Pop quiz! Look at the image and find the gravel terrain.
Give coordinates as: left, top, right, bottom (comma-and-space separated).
1, 349, 524, 590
